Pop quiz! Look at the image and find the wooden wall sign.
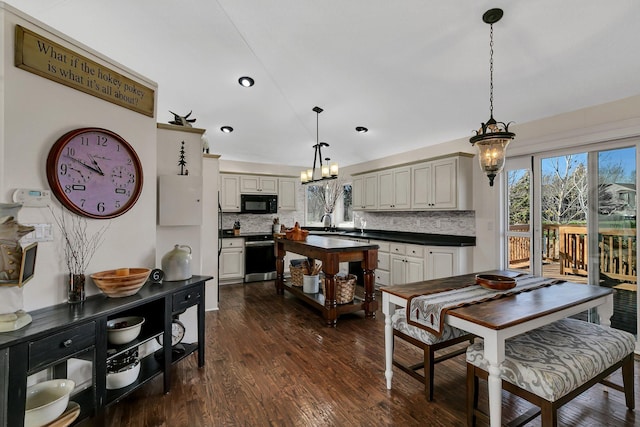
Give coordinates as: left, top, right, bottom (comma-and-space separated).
14, 25, 155, 117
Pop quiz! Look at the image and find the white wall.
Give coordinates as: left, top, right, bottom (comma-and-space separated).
156, 124, 204, 272
202, 154, 219, 310
1, 5, 158, 311
342, 95, 640, 273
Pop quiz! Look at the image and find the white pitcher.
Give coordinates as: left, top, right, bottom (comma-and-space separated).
161, 244, 192, 281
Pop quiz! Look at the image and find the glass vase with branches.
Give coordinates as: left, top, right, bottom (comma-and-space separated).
310, 179, 346, 228
50, 208, 110, 302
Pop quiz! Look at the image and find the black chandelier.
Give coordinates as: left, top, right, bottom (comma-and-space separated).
470, 8, 515, 187
300, 106, 339, 184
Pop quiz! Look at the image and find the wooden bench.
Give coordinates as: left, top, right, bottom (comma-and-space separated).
466, 318, 635, 426
391, 309, 474, 400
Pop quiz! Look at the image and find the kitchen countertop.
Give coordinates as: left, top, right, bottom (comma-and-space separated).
220, 228, 475, 247
305, 227, 475, 247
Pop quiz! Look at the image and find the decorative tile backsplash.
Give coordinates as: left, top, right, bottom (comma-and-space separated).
222, 210, 475, 236
354, 211, 475, 236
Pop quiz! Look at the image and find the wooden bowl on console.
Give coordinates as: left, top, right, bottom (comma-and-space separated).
91, 268, 151, 298
475, 274, 516, 290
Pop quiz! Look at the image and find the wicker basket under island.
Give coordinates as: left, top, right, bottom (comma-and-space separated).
288, 260, 321, 287
321, 274, 357, 304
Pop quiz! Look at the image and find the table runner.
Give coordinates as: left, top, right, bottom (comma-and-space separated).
406, 275, 565, 337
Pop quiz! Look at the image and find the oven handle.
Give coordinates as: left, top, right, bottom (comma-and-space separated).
244, 241, 275, 247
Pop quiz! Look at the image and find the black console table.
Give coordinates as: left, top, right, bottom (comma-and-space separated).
0, 275, 212, 427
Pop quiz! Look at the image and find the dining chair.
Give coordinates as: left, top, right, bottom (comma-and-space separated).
391, 309, 474, 401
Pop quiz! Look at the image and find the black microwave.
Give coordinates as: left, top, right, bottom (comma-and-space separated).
240, 194, 278, 214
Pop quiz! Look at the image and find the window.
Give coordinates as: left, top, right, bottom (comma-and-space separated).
306, 184, 325, 224
305, 182, 353, 227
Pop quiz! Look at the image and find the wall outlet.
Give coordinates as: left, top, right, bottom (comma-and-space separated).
435, 219, 441, 228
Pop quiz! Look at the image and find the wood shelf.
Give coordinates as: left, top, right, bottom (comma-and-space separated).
0, 275, 212, 427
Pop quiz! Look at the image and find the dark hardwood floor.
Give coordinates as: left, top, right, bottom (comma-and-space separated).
85, 281, 639, 426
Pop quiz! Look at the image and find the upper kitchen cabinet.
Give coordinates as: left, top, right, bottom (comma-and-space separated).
352, 173, 377, 210
278, 178, 297, 211
240, 175, 278, 194
351, 153, 472, 212
220, 174, 241, 212
378, 166, 411, 210
411, 154, 473, 210
221, 173, 297, 212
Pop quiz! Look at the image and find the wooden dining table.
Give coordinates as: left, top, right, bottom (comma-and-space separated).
381, 270, 614, 427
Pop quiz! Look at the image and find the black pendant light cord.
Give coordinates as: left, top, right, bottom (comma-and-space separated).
489, 23, 494, 120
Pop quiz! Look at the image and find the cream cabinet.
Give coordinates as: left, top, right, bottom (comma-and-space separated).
220, 174, 241, 212
351, 154, 472, 212
158, 175, 202, 225
424, 246, 473, 280
219, 238, 244, 283
390, 243, 424, 285
352, 173, 378, 210
221, 173, 296, 211
240, 175, 278, 194
371, 240, 390, 287
278, 178, 297, 211
378, 166, 410, 210
411, 156, 473, 210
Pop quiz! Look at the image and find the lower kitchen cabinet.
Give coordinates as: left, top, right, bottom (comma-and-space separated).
0, 276, 211, 427
425, 246, 473, 280
371, 240, 390, 287
219, 238, 245, 283
390, 243, 425, 285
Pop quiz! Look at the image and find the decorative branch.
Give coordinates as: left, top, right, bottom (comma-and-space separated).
312, 179, 346, 214
49, 208, 110, 275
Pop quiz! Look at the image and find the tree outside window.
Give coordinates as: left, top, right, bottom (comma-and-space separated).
305, 181, 353, 226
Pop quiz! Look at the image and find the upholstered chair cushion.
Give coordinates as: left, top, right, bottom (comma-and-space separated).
392, 309, 470, 344
466, 318, 636, 401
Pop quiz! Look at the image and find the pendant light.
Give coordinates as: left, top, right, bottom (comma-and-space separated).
470, 8, 515, 187
300, 106, 339, 184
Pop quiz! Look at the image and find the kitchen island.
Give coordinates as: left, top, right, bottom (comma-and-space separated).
275, 235, 378, 326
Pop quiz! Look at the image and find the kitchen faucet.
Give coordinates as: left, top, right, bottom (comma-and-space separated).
321, 213, 331, 230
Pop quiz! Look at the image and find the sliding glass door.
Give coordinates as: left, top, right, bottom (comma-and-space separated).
505, 157, 532, 274
596, 147, 637, 333
505, 144, 637, 335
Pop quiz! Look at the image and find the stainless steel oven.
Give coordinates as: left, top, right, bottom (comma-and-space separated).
244, 234, 276, 282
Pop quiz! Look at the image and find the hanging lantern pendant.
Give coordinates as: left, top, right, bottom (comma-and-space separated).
470, 8, 515, 187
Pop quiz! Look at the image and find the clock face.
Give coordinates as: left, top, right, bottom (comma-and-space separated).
47, 128, 143, 219
156, 319, 186, 346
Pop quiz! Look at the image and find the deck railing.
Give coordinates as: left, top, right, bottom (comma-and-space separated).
508, 224, 637, 283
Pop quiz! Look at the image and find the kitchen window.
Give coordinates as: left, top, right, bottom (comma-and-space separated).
305, 182, 353, 227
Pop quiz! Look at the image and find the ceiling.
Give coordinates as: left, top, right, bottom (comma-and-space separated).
7, 1, 640, 169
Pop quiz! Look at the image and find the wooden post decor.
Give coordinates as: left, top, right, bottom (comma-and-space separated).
14, 25, 155, 117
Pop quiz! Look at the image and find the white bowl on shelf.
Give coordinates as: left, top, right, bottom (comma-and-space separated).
106, 316, 145, 345
106, 359, 141, 390
24, 379, 75, 427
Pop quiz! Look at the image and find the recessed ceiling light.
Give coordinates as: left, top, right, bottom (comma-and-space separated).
355, 126, 368, 133
238, 76, 255, 87
220, 126, 234, 133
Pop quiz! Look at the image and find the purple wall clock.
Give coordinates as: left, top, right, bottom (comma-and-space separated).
46, 127, 144, 219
